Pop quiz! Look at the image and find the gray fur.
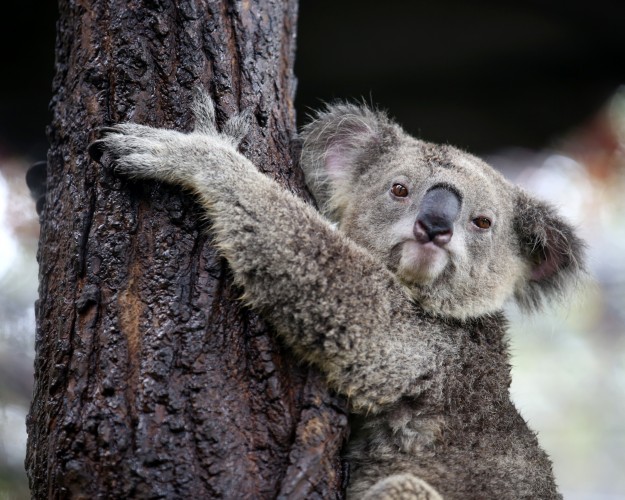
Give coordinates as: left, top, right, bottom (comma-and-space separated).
90, 91, 585, 499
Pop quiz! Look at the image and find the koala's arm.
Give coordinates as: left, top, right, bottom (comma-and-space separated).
90, 94, 435, 413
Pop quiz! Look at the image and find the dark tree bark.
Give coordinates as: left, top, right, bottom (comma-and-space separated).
26, 1, 349, 498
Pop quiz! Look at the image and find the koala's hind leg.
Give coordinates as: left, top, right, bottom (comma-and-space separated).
361, 474, 443, 500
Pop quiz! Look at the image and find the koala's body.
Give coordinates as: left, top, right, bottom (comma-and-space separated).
91, 91, 583, 499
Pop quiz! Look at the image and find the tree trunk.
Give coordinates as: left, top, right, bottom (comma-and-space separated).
26, 1, 349, 498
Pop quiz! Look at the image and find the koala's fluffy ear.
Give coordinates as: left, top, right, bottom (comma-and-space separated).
513, 190, 586, 311
299, 103, 398, 219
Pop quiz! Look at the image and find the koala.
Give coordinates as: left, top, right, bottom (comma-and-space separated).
89, 90, 584, 499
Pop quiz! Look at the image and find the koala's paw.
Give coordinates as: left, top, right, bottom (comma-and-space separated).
88, 90, 251, 185
88, 122, 199, 184
362, 474, 443, 500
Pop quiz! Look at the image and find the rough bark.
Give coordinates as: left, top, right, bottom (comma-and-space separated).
26, 1, 349, 498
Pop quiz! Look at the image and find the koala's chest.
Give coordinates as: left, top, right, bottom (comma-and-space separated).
428, 324, 512, 418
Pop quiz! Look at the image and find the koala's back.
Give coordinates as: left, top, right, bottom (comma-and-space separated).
345, 311, 561, 499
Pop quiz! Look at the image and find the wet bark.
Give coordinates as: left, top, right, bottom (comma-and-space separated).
26, 1, 349, 498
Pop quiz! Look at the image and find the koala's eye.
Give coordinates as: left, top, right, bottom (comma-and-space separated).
391, 183, 409, 198
472, 217, 492, 229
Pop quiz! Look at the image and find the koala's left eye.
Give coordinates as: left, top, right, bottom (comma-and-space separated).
391, 183, 409, 198
472, 217, 492, 229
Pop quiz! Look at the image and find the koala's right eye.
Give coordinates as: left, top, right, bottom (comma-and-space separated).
391, 183, 409, 198
472, 217, 492, 229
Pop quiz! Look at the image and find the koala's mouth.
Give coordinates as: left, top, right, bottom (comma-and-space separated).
396, 240, 449, 284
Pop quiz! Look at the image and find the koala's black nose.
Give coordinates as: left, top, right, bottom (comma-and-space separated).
414, 186, 461, 246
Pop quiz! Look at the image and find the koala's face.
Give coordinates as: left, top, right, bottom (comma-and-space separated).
300, 105, 584, 319
337, 139, 525, 318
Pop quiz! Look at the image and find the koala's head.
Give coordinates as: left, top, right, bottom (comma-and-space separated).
300, 104, 585, 320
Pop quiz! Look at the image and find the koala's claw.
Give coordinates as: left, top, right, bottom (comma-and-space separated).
98, 126, 123, 136
89, 125, 148, 163
88, 138, 106, 162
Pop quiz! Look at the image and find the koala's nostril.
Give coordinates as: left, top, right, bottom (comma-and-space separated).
414, 186, 461, 246
414, 218, 453, 245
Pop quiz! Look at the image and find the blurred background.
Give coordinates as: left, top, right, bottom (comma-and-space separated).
1, 1, 624, 498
